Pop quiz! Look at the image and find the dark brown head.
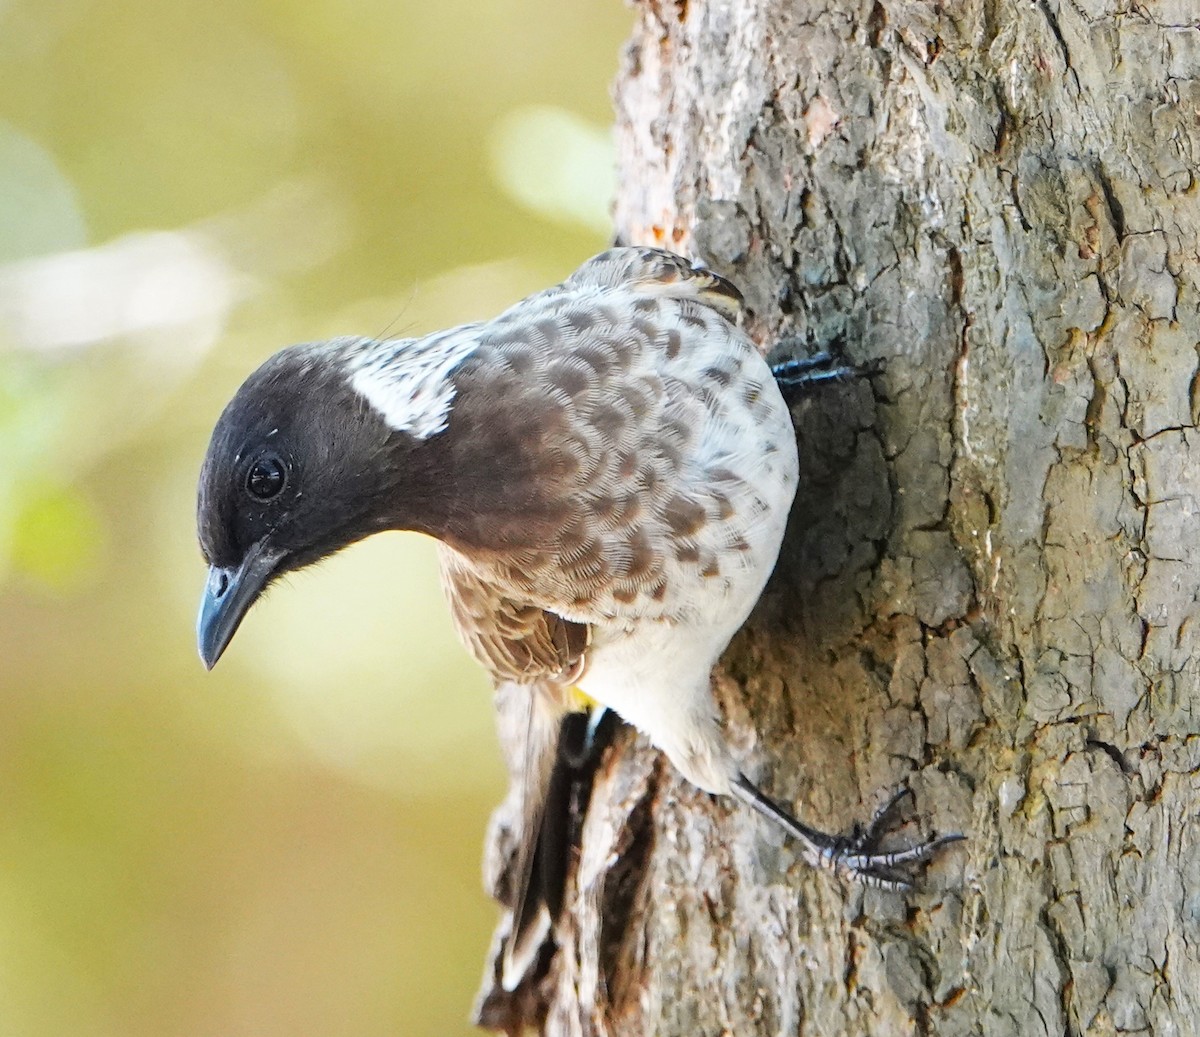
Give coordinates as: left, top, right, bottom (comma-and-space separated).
195, 338, 447, 668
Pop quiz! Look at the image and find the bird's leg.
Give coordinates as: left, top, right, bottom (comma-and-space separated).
730, 774, 964, 891
769, 340, 883, 401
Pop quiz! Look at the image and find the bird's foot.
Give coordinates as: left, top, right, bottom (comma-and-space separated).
731, 776, 964, 891
769, 344, 883, 401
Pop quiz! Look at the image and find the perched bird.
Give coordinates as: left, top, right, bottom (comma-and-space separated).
196, 247, 959, 987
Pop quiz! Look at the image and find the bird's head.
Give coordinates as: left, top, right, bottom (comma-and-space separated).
195, 339, 433, 669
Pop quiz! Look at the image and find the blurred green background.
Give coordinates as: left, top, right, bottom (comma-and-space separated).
0, 1, 629, 1033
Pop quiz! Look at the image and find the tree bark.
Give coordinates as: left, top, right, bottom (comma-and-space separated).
479, 1, 1200, 1034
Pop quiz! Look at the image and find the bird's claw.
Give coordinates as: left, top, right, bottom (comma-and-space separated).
769, 345, 884, 400
845, 786, 913, 851
819, 789, 965, 890
825, 830, 966, 892
732, 775, 964, 892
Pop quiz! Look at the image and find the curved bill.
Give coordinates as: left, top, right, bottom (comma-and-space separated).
197, 542, 281, 669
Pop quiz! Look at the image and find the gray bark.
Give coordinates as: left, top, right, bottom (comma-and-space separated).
480, 1, 1200, 1034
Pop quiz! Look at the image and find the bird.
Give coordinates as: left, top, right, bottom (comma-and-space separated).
195, 246, 961, 989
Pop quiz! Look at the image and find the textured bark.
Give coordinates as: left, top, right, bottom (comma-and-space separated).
481, 1, 1200, 1034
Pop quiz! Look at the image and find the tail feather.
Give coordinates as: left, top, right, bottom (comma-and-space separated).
500, 706, 617, 992
502, 710, 591, 988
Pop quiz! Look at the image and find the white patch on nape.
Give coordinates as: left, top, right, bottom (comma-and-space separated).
347, 324, 482, 439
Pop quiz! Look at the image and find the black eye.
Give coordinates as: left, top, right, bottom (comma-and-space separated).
245, 454, 288, 501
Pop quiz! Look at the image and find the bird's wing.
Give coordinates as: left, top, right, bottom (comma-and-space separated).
438, 243, 782, 630
563, 245, 744, 319
438, 545, 589, 686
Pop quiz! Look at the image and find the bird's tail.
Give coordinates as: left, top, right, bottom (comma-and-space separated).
501, 708, 597, 990
501, 705, 614, 988
476, 682, 616, 1024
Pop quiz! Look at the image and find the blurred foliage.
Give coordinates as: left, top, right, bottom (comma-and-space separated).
0, 0, 629, 1033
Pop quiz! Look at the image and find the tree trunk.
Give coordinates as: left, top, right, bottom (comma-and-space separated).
479, 1, 1200, 1034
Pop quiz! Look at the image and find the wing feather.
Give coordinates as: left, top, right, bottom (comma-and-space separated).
439, 546, 589, 686
565, 246, 743, 319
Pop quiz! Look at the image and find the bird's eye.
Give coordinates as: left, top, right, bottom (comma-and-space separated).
245, 454, 288, 501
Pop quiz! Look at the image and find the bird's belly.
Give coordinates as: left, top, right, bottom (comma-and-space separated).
573, 615, 746, 794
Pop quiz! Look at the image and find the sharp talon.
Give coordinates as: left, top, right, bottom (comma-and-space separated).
849, 787, 914, 851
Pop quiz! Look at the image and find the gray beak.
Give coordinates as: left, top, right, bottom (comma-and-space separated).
197, 543, 281, 669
